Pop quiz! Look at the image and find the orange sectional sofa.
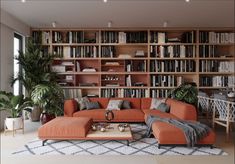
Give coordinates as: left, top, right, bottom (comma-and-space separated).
63, 97, 216, 147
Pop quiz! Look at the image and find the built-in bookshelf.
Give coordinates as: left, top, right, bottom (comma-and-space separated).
31, 28, 235, 98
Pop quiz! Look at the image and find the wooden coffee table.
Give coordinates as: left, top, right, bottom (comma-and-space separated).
86, 123, 133, 146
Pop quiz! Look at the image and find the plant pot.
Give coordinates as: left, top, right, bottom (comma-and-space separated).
30, 106, 43, 122
5, 117, 23, 130
40, 112, 55, 124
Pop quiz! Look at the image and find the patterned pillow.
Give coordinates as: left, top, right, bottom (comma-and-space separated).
85, 101, 100, 110
150, 98, 166, 110
150, 98, 170, 113
74, 97, 90, 110
106, 100, 123, 110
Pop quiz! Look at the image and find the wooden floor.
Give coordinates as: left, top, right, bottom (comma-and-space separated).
1, 120, 234, 164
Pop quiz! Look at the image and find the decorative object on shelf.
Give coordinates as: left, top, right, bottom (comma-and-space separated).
31, 83, 64, 124
168, 82, 198, 106
0, 91, 32, 136
105, 110, 114, 121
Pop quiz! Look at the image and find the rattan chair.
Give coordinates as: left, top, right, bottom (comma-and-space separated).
212, 94, 235, 138
198, 91, 212, 120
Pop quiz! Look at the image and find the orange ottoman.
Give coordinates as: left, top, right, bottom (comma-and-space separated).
152, 121, 216, 148
38, 117, 93, 146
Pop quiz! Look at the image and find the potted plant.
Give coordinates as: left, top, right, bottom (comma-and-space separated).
168, 82, 198, 106
11, 38, 57, 121
0, 91, 32, 131
31, 83, 64, 124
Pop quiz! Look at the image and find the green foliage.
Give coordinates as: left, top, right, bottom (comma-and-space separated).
11, 38, 57, 96
31, 83, 64, 116
0, 91, 33, 118
168, 83, 198, 106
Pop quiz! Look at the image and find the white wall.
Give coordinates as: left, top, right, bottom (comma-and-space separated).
0, 9, 30, 130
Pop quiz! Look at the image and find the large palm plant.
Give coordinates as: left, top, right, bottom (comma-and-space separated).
31, 83, 64, 116
11, 38, 57, 96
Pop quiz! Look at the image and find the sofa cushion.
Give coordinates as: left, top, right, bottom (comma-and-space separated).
152, 121, 216, 145
166, 98, 197, 121
89, 98, 109, 109
85, 101, 100, 110
75, 97, 89, 110
106, 100, 123, 110
122, 100, 131, 109
154, 103, 170, 113
141, 98, 152, 110
150, 98, 166, 109
73, 109, 106, 121
73, 109, 144, 122
111, 98, 141, 109
143, 109, 178, 122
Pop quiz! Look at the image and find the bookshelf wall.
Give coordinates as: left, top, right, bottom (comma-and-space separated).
31, 28, 235, 98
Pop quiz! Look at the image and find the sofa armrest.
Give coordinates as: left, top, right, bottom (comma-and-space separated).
167, 99, 197, 121
64, 99, 78, 117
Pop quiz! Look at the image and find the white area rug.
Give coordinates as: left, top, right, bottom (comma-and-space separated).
13, 124, 227, 155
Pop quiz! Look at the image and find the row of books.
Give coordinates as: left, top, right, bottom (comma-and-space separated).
53, 46, 98, 58
63, 88, 82, 99
150, 45, 196, 58
199, 45, 217, 58
150, 31, 195, 43
101, 46, 115, 58
126, 60, 147, 72
101, 31, 148, 43
150, 89, 170, 98
151, 75, 184, 87
101, 88, 148, 98
199, 31, 235, 43
199, 61, 234, 72
150, 60, 196, 72
200, 76, 234, 87
52, 31, 99, 43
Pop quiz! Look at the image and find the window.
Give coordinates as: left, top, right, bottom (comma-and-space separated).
13, 33, 23, 95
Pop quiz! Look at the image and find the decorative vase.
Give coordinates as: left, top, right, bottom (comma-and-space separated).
40, 112, 55, 124
105, 110, 114, 121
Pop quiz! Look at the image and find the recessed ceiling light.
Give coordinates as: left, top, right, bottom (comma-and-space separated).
103, 0, 107, 3
21, 0, 26, 2
185, 0, 190, 2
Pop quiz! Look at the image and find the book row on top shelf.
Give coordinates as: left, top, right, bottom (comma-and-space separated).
32, 29, 235, 45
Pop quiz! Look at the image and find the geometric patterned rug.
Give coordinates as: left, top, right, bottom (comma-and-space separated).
12, 124, 227, 156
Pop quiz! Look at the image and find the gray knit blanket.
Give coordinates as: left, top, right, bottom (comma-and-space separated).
145, 115, 211, 147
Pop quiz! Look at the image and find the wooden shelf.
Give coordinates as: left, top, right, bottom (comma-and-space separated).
31, 27, 235, 98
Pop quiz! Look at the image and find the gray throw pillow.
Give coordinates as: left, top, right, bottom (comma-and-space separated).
150, 98, 166, 110
106, 100, 123, 110
85, 101, 100, 110
156, 103, 170, 113
74, 97, 90, 110
122, 100, 131, 109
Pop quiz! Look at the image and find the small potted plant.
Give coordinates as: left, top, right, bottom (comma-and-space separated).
31, 83, 64, 124
0, 91, 32, 131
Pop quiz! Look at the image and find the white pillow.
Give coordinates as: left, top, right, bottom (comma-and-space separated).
150, 98, 166, 110
106, 100, 123, 110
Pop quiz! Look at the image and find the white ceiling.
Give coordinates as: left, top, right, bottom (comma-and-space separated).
1, 0, 234, 28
